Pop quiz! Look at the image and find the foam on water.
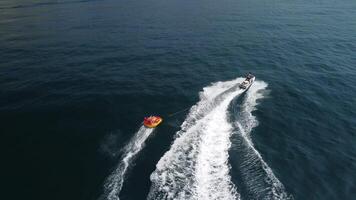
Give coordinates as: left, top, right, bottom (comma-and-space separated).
232, 82, 292, 200
101, 126, 154, 200
178, 78, 244, 134
148, 77, 244, 200
148, 78, 292, 200
194, 91, 241, 200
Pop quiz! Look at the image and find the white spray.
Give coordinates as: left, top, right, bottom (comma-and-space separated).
232, 82, 292, 200
102, 126, 154, 200
148, 77, 245, 200
148, 78, 291, 200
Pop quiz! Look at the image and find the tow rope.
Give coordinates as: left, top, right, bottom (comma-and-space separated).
167, 106, 191, 117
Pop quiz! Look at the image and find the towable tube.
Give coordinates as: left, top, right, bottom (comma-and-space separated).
144, 116, 163, 128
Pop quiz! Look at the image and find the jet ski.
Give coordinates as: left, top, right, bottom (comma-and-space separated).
143, 116, 163, 128
239, 73, 255, 89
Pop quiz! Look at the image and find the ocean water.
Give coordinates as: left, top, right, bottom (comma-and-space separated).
1, 0, 356, 200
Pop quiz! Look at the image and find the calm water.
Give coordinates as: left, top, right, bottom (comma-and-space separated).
1, 0, 356, 200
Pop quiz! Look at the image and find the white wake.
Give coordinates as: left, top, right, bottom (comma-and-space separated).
102, 126, 154, 200
148, 77, 292, 200
231, 83, 292, 200
148, 77, 245, 200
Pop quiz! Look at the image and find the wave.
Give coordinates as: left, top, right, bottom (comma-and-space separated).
100, 77, 292, 200
230, 82, 293, 200
148, 77, 292, 200
148, 77, 245, 200
0, 0, 99, 10
101, 126, 154, 200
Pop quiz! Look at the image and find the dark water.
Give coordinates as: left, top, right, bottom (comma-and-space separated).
1, 0, 356, 199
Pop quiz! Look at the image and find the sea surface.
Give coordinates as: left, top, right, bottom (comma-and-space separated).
1, 0, 356, 200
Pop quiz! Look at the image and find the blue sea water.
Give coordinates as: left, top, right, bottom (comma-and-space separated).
1, 0, 356, 199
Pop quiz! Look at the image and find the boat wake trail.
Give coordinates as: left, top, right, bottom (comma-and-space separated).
148, 77, 245, 200
148, 78, 292, 200
230, 82, 292, 200
101, 126, 154, 200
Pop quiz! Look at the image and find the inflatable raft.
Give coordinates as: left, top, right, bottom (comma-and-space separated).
143, 116, 163, 128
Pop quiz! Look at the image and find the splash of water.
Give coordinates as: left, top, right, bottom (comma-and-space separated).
148, 77, 245, 200
148, 78, 292, 200
231, 82, 293, 200
101, 126, 154, 200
